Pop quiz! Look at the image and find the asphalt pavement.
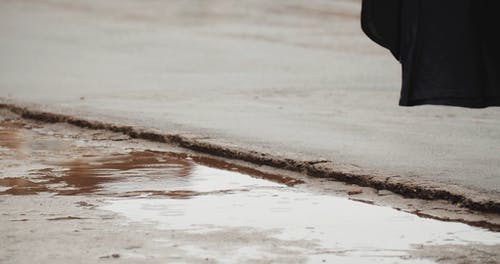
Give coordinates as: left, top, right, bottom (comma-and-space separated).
1, 0, 499, 206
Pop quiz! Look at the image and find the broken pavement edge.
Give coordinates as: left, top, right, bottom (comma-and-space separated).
1, 102, 499, 214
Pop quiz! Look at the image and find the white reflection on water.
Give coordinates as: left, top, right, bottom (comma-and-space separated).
102, 165, 500, 263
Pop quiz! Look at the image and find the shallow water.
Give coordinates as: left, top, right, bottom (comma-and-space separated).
101, 164, 500, 263
1, 120, 499, 263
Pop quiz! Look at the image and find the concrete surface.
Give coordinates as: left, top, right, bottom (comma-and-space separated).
0, 0, 499, 203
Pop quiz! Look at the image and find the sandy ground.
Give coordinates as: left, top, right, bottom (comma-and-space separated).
0, 0, 499, 208
1, 110, 500, 263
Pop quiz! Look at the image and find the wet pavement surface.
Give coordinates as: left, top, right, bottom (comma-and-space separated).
1, 112, 500, 263
1, 0, 499, 205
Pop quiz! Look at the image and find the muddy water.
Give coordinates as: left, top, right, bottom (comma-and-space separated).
0, 149, 300, 197
0, 120, 300, 197
0, 121, 23, 153
1, 119, 499, 263
103, 174, 500, 263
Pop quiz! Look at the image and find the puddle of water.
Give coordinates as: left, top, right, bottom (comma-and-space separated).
0, 120, 301, 196
101, 167, 500, 263
1, 120, 499, 263
0, 149, 300, 196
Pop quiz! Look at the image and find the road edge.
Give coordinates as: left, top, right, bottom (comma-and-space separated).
1, 102, 498, 214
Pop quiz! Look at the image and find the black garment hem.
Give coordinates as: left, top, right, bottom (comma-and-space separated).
361, 0, 401, 59
400, 97, 500, 108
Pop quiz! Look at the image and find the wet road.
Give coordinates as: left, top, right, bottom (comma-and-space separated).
1, 112, 499, 263
0, 0, 499, 205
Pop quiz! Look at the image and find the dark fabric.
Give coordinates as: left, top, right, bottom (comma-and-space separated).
361, 0, 401, 59
361, 0, 500, 108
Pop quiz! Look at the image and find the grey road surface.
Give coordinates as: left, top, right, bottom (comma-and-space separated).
1, 0, 499, 201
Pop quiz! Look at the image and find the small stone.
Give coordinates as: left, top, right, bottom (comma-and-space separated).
347, 189, 363, 195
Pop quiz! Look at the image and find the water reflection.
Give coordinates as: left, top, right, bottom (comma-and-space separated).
103, 185, 500, 264
0, 177, 50, 195
0, 121, 23, 152
0, 151, 194, 196
0, 149, 300, 197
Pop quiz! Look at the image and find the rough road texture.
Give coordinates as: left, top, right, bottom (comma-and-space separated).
1, 104, 499, 214
0, 0, 499, 212
1, 110, 499, 264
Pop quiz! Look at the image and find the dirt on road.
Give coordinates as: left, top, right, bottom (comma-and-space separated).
1, 109, 500, 263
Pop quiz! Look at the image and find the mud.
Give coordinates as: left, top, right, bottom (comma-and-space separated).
0, 145, 301, 198
1, 110, 500, 263
1, 103, 498, 214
